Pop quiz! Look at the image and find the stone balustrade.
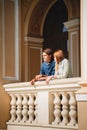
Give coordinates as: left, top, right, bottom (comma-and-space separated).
3, 77, 81, 130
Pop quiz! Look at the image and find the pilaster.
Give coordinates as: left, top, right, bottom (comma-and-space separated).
24, 36, 43, 81
64, 19, 80, 77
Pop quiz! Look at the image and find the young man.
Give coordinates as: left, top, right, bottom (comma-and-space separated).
30, 48, 55, 85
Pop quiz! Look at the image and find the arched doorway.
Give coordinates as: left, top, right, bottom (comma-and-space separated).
24, 0, 80, 80
43, 0, 68, 58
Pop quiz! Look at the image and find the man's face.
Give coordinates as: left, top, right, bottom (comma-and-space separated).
42, 52, 51, 62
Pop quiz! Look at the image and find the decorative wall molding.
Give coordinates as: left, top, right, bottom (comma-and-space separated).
25, 36, 44, 44
64, 19, 80, 31
2, 0, 20, 81
69, 31, 80, 77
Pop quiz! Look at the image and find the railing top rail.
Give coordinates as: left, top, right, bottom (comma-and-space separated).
3, 77, 81, 93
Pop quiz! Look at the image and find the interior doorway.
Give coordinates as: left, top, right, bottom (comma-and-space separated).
43, 0, 68, 58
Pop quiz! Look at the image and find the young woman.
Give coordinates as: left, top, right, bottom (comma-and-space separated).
46, 49, 72, 84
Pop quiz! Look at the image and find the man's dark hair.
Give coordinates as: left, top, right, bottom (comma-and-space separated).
43, 48, 53, 55
43, 48, 54, 61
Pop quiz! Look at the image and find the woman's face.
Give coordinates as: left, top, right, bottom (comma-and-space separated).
54, 56, 57, 62
42, 52, 51, 62
54, 55, 60, 63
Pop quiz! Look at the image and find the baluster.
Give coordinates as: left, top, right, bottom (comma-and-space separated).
52, 92, 61, 124
16, 94, 22, 122
9, 94, 17, 122
69, 92, 77, 125
21, 94, 28, 122
27, 93, 34, 123
61, 92, 68, 125
33, 93, 38, 123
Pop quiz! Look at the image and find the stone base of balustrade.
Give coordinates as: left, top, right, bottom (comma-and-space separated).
6, 123, 78, 130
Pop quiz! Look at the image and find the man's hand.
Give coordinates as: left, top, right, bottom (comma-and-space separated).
35, 74, 42, 80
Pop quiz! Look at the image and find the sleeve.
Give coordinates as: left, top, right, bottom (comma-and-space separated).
40, 63, 45, 75
51, 65, 55, 75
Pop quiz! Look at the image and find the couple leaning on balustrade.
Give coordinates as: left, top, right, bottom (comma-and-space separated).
30, 48, 72, 85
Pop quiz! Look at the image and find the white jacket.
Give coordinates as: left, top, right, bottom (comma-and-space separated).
55, 58, 72, 79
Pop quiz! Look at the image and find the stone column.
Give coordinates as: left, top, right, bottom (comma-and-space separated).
80, 0, 87, 79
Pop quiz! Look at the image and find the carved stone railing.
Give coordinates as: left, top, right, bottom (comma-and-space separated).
3, 77, 81, 130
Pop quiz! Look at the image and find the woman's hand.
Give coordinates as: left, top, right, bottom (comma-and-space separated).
46, 76, 53, 84
46, 75, 57, 84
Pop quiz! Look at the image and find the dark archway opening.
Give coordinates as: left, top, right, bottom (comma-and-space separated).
43, 0, 68, 58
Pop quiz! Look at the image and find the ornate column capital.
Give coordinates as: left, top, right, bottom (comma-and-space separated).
63, 18, 80, 31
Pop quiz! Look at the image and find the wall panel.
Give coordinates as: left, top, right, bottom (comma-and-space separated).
2, 0, 20, 81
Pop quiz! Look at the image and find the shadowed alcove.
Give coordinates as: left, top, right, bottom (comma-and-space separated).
43, 0, 68, 58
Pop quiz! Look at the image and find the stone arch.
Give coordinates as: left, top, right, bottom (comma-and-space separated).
27, 0, 58, 37
24, 0, 80, 37
24, 0, 39, 36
